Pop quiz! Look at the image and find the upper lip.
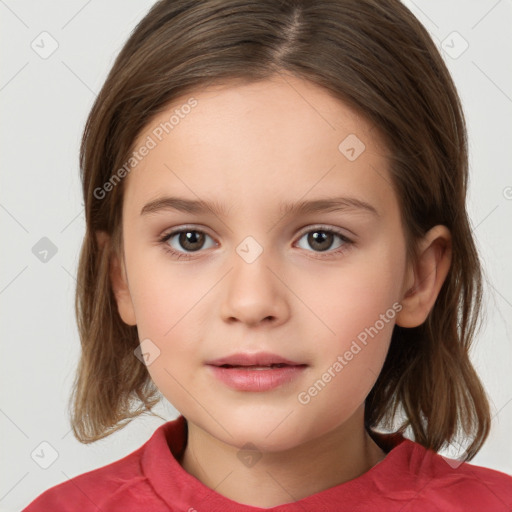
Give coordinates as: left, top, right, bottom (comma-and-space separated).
206, 352, 306, 367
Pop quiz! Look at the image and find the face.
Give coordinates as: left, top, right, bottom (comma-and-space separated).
114, 74, 412, 452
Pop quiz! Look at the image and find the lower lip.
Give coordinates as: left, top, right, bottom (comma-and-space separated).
207, 365, 307, 391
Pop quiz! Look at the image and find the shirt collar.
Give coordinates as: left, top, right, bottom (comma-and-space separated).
142, 415, 413, 511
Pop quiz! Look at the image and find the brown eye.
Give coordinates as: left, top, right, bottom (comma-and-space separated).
161, 229, 216, 254
295, 227, 351, 254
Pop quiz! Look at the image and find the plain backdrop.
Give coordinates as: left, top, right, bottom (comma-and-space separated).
1, 1, 511, 510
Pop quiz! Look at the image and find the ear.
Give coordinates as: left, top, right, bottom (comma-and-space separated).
96, 231, 137, 326
395, 225, 452, 328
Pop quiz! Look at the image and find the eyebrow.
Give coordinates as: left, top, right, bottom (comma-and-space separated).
140, 195, 379, 218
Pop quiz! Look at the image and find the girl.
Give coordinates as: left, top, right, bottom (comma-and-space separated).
24, 0, 512, 510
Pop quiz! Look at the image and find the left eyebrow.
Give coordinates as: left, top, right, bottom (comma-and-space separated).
278, 197, 379, 218
140, 195, 379, 218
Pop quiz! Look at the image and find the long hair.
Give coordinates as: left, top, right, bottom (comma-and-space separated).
70, 0, 490, 459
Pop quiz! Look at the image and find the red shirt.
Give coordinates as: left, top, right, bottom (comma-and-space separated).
23, 415, 512, 511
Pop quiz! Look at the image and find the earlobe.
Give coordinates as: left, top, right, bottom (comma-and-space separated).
395, 225, 452, 328
96, 231, 137, 326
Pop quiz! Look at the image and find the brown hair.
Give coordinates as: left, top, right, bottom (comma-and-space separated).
70, 0, 491, 459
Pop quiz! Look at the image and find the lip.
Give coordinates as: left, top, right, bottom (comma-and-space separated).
206, 351, 304, 367
206, 352, 307, 392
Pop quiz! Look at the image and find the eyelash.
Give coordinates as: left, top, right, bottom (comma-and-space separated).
158, 225, 354, 261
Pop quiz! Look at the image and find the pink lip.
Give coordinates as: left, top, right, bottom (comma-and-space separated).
206, 352, 307, 392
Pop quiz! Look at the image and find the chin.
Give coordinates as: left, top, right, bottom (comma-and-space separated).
204, 408, 318, 452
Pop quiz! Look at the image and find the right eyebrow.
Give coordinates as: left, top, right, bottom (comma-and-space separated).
140, 196, 230, 217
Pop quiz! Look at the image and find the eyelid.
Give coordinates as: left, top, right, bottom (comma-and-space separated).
160, 224, 215, 238
294, 223, 354, 242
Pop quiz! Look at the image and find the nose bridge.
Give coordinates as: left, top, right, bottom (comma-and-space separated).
220, 234, 289, 326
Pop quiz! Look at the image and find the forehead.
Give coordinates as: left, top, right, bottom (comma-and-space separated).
123, 74, 395, 219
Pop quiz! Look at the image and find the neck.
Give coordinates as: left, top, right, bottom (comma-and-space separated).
179, 406, 386, 508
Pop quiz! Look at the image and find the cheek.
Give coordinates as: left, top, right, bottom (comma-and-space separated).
302, 242, 404, 344
129, 272, 204, 413
123, 246, 210, 403
125, 241, 204, 338
294, 245, 403, 413
296, 301, 396, 431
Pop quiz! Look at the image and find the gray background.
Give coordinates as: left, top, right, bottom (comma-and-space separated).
1, 1, 511, 510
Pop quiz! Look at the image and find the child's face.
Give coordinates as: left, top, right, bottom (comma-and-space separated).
115, 74, 413, 450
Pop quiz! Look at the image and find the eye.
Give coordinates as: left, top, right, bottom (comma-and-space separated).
159, 227, 216, 259
294, 226, 353, 257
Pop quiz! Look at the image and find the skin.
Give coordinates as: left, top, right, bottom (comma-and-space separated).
106, 73, 452, 508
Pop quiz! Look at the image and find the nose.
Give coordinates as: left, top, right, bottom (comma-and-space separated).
219, 249, 290, 327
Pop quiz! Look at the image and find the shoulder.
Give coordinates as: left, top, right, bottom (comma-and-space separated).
402, 440, 512, 511
21, 421, 176, 512
22, 445, 147, 511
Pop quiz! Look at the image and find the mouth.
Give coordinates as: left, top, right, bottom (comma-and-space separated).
206, 352, 308, 391
216, 363, 304, 370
